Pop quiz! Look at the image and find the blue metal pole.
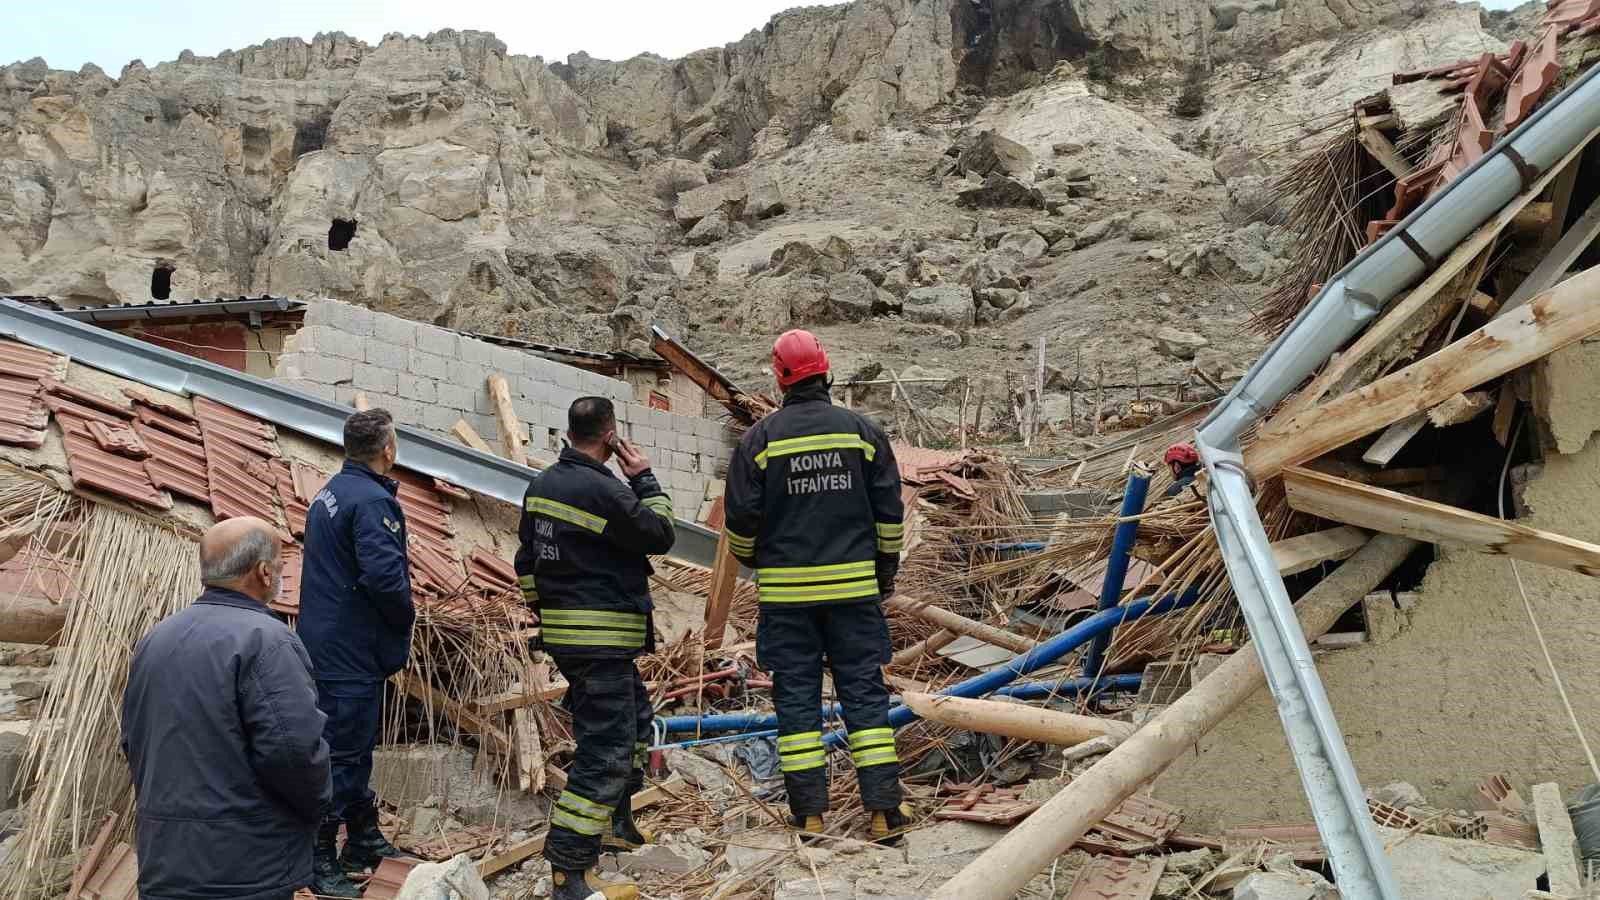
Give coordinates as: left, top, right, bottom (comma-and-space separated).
993, 673, 1142, 700
657, 707, 839, 734
1080, 470, 1151, 678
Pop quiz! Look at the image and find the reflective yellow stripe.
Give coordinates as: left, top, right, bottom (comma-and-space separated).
852, 747, 899, 768
518, 575, 536, 588
877, 540, 904, 554
757, 561, 876, 581
875, 523, 904, 537
760, 579, 878, 597
847, 727, 894, 749
642, 495, 674, 516
778, 731, 822, 749
755, 433, 876, 469
541, 610, 647, 629
781, 750, 827, 771
543, 627, 649, 644
526, 497, 608, 534
551, 808, 607, 835
725, 528, 755, 554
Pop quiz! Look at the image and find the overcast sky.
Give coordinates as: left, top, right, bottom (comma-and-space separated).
7, 0, 1531, 74
4, 0, 804, 73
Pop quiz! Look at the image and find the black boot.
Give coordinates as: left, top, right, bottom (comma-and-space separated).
338, 801, 404, 874
869, 803, 913, 845
553, 867, 638, 900
311, 821, 362, 899
601, 795, 654, 851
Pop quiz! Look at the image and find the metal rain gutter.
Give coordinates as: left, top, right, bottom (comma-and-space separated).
55, 298, 305, 323
1192, 62, 1600, 900
0, 298, 721, 567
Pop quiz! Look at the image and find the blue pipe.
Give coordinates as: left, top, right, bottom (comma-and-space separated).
820, 587, 1198, 748
1081, 472, 1150, 678
651, 729, 779, 751
658, 707, 839, 735
993, 673, 1143, 700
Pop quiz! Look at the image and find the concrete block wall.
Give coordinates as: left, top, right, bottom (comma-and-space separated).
274, 300, 737, 514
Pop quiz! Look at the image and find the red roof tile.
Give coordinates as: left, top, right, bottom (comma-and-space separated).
59, 429, 172, 510
291, 461, 327, 505
134, 407, 203, 442
121, 387, 198, 423
270, 542, 304, 616
361, 857, 417, 900
200, 432, 279, 522
42, 380, 132, 419
86, 420, 151, 459
132, 421, 210, 504
0, 339, 67, 382
432, 478, 470, 502
43, 394, 129, 428
271, 461, 311, 538
0, 542, 77, 606
0, 376, 48, 448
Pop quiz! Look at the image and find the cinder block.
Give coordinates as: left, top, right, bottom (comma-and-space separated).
365, 339, 408, 370
693, 418, 718, 439
553, 364, 584, 391
301, 354, 354, 385
352, 364, 398, 394
421, 404, 460, 434
517, 375, 549, 404
407, 349, 449, 381
372, 312, 418, 348
376, 395, 423, 427
328, 301, 374, 337
512, 397, 540, 424
490, 345, 528, 378
549, 387, 578, 411
474, 386, 497, 416
633, 425, 656, 448
301, 325, 365, 361
333, 385, 361, 407
415, 324, 458, 358
649, 409, 671, 430
539, 404, 567, 431
397, 374, 437, 403
470, 412, 499, 443
447, 359, 488, 389
274, 352, 304, 380
300, 300, 335, 327
522, 353, 556, 377
435, 382, 474, 412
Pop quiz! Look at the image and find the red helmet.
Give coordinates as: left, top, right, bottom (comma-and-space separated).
772, 329, 830, 389
1164, 442, 1199, 467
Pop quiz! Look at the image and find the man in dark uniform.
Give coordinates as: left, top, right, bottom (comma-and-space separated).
298, 409, 414, 898
515, 397, 676, 900
123, 517, 330, 900
723, 329, 911, 841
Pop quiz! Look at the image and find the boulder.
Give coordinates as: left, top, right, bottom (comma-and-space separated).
1130, 211, 1177, 241
1156, 327, 1210, 360
787, 276, 836, 324
685, 209, 730, 246
616, 843, 712, 876
957, 175, 1046, 209
1214, 148, 1270, 183
832, 79, 897, 142
1052, 141, 1085, 156
1032, 220, 1071, 246
674, 179, 748, 230
1195, 347, 1248, 383
902, 285, 975, 329
955, 131, 1037, 181
770, 237, 853, 278
748, 170, 788, 219
1076, 214, 1129, 248
650, 158, 708, 203
664, 747, 734, 792
997, 229, 1048, 261
826, 273, 879, 322
1226, 175, 1288, 225
1233, 872, 1328, 900
976, 287, 1025, 310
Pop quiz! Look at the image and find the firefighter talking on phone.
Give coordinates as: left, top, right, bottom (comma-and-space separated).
723, 329, 913, 842
514, 397, 676, 900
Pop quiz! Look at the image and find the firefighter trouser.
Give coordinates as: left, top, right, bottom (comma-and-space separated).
757, 600, 902, 817
543, 655, 652, 871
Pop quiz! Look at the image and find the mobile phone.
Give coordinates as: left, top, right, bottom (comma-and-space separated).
607, 434, 624, 454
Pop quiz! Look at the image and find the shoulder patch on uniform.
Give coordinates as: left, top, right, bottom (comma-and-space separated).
383, 516, 400, 533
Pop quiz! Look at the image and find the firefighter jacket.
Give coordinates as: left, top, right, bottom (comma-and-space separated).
514, 447, 677, 658
723, 379, 905, 606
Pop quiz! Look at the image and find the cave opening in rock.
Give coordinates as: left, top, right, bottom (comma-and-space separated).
150, 264, 174, 301
328, 219, 357, 252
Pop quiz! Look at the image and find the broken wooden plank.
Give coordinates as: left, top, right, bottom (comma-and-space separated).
486, 374, 528, 466
399, 675, 513, 754
512, 706, 544, 794
890, 628, 958, 667
1268, 126, 1600, 424
1359, 127, 1415, 179
67, 813, 118, 900
1269, 526, 1371, 576
1511, 201, 1555, 239
1249, 264, 1600, 480
1427, 391, 1495, 427
1282, 466, 1600, 576
1533, 782, 1583, 898
352, 391, 371, 411
1361, 413, 1427, 467
1503, 194, 1600, 316
451, 418, 495, 455
885, 595, 1037, 655
702, 529, 739, 651
473, 680, 569, 715
901, 692, 1135, 747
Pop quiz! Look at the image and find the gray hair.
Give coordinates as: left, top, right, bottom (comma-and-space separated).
200, 527, 277, 586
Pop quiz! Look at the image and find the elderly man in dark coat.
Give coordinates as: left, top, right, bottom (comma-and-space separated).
122, 516, 330, 900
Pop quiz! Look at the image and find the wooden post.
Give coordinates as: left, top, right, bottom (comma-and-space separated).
884, 595, 1037, 655
352, 392, 371, 411
1033, 339, 1047, 445
512, 706, 545, 793
927, 535, 1419, 900
486, 374, 528, 466
959, 378, 971, 451
703, 530, 739, 650
1094, 364, 1105, 435
890, 629, 959, 668
451, 418, 496, 455
902, 692, 1135, 746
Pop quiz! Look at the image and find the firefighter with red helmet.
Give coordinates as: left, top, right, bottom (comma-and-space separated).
723, 329, 912, 841
1164, 442, 1201, 499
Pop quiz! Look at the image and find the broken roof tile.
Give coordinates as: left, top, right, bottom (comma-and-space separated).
42, 379, 132, 418
59, 429, 172, 510
270, 543, 304, 617
193, 396, 276, 439
86, 420, 151, 459
272, 460, 310, 538
291, 460, 327, 505
0, 339, 68, 382
432, 477, 470, 502
134, 407, 204, 442
0, 376, 48, 448
43, 394, 132, 428
122, 387, 198, 423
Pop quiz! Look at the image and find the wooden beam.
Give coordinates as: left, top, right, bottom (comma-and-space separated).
890, 629, 959, 668
928, 535, 1419, 900
884, 595, 1037, 656
1268, 127, 1600, 424
901, 692, 1135, 746
1269, 526, 1371, 577
1543, 152, 1583, 249
702, 530, 739, 650
1510, 201, 1555, 239
1283, 466, 1600, 576
512, 707, 544, 793
451, 418, 495, 455
0, 593, 68, 646
1492, 379, 1518, 446
352, 391, 371, 411
473, 680, 569, 715
1359, 127, 1414, 180
1248, 265, 1600, 480
486, 374, 528, 466
1361, 414, 1426, 467
1532, 782, 1583, 898
398, 675, 513, 754
1502, 194, 1600, 315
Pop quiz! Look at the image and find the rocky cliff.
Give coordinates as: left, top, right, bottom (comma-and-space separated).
0, 0, 1496, 359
